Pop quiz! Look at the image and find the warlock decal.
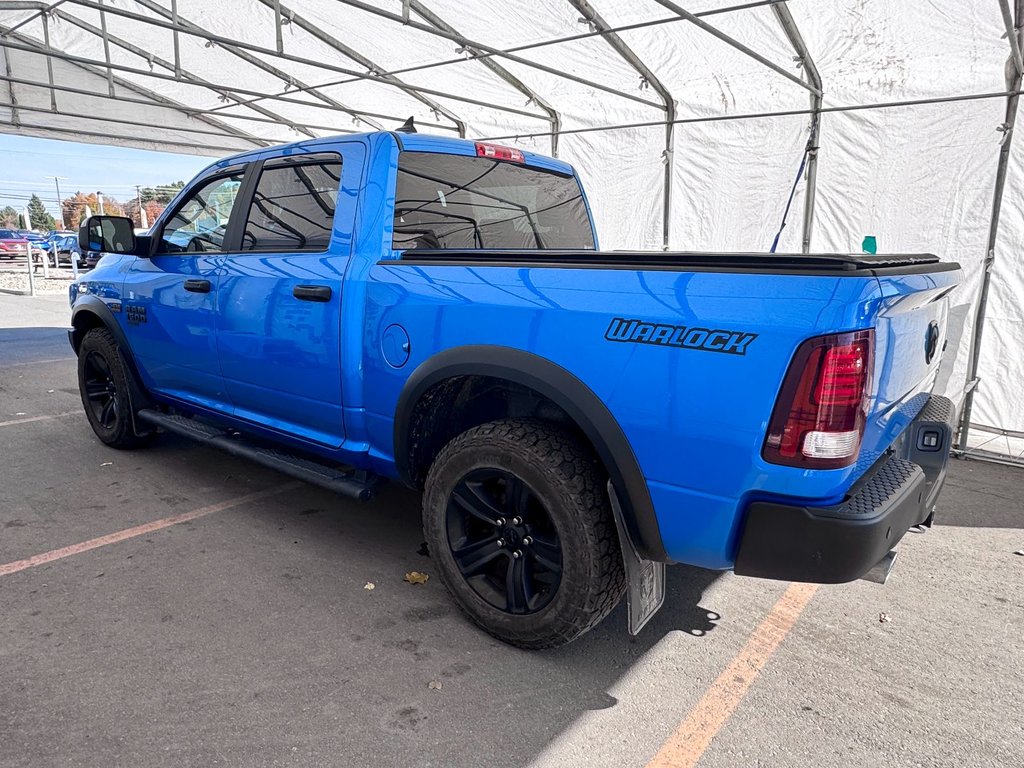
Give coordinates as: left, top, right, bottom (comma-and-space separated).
605, 317, 757, 356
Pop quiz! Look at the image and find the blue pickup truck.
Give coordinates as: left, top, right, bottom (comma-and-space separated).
69, 129, 961, 648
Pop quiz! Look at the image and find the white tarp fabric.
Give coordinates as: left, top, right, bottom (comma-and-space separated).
1, 0, 1021, 457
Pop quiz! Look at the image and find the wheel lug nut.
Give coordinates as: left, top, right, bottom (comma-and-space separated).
522, 536, 533, 546
512, 550, 522, 559
495, 518, 506, 527
512, 516, 523, 525
496, 539, 505, 547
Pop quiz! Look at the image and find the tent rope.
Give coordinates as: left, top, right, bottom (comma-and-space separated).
769, 126, 816, 253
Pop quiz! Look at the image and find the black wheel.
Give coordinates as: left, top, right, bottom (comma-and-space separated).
77, 328, 152, 449
423, 419, 625, 649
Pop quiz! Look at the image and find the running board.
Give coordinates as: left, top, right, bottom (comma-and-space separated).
136, 409, 378, 502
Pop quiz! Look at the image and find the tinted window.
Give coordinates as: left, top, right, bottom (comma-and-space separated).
241, 160, 342, 252
158, 173, 243, 254
393, 152, 595, 250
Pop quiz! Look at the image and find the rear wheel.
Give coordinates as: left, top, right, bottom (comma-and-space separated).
77, 328, 152, 449
423, 419, 625, 649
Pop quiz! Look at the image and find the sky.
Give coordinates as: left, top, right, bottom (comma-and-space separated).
0, 134, 215, 222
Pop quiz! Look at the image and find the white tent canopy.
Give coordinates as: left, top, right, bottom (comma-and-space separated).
2, 0, 1022, 460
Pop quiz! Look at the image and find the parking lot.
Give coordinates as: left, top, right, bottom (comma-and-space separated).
1, 294, 1021, 768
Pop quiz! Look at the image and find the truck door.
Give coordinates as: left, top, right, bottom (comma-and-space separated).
122, 167, 247, 410
216, 145, 364, 447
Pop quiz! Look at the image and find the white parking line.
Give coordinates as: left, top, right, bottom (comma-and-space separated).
0, 412, 80, 428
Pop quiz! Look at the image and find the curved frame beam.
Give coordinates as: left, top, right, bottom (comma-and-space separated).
957, 0, 1024, 451
253, 0, 466, 138
771, 2, 823, 254
569, 0, 675, 249
409, 0, 558, 152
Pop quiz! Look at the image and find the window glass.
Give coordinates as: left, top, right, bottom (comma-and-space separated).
158, 173, 243, 254
393, 152, 595, 250
241, 160, 342, 252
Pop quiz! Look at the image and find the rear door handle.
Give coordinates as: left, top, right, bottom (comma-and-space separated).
183, 279, 211, 293
293, 285, 332, 302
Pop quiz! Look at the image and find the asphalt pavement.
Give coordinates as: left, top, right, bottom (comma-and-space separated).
1, 293, 1021, 767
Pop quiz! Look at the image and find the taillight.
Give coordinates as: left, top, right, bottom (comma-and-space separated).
475, 142, 525, 163
762, 329, 874, 469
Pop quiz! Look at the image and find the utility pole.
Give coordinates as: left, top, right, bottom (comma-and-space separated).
45, 175, 67, 228
97, 192, 105, 215
134, 184, 148, 229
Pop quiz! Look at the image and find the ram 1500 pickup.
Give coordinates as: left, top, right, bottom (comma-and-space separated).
69, 130, 961, 648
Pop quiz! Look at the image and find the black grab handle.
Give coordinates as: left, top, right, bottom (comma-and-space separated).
293, 285, 332, 302
183, 279, 211, 293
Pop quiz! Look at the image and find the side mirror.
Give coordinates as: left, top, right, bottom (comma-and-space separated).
79, 216, 138, 255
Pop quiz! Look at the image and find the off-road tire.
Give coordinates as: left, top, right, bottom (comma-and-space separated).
77, 327, 153, 449
423, 418, 625, 649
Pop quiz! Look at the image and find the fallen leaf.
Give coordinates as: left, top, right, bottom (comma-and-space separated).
879, 612, 891, 623
404, 571, 429, 585
46, 389, 54, 394
364, 582, 375, 590
100, 462, 113, 467
428, 680, 442, 691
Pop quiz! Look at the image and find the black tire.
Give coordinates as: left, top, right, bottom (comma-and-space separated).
77, 327, 152, 449
423, 419, 625, 649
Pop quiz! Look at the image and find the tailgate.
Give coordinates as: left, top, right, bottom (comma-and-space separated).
859, 266, 962, 470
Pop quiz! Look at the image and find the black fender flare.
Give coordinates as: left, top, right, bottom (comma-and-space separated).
70, 296, 153, 431
393, 345, 669, 563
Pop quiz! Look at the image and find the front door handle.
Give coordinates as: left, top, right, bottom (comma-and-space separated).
183, 279, 211, 293
293, 284, 332, 302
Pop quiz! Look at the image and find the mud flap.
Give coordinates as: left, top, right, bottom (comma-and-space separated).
608, 480, 666, 635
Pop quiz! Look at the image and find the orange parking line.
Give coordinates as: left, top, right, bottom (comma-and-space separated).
646, 582, 819, 768
0, 412, 79, 428
0, 483, 299, 578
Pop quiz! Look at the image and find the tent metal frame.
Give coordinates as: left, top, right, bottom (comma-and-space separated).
1, 0, 1022, 454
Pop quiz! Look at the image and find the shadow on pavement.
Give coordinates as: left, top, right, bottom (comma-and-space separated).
0, 326, 74, 366
936, 457, 1024, 529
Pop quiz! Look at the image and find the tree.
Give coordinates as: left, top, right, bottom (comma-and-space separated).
0, 206, 18, 228
27, 194, 55, 230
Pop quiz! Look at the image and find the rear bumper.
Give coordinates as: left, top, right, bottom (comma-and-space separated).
734, 395, 955, 583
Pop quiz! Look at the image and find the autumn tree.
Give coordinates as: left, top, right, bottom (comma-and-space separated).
0, 206, 18, 228
27, 194, 56, 230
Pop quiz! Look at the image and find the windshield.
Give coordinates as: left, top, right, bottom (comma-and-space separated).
393, 151, 595, 250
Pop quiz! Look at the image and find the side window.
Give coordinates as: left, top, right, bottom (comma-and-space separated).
241, 159, 342, 252
158, 173, 243, 254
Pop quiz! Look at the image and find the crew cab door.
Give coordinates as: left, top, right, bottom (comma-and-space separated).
122, 167, 247, 410
216, 146, 364, 447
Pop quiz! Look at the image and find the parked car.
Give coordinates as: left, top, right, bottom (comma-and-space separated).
0, 228, 29, 258
68, 131, 962, 648
52, 234, 88, 267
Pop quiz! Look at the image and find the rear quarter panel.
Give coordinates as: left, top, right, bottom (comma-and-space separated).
362, 264, 886, 568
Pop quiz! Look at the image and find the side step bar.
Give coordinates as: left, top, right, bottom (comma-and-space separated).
136, 409, 378, 502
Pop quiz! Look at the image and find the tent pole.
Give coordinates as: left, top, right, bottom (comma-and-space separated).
569, 0, 675, 250
40, 12, 56, 111
0, 26, 269, 147
0, 37, 19, 126
957, 0, 1024, 450
652, 0, 820, 97
254, 0, 468, 139
408, 0, 557, 151
131, 0, 385, 133
197, 0, 782, 120
771, 3, 822, 254
96, 0, 116, 97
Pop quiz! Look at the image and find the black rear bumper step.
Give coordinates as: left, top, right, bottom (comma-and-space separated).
136, 409, 378, 502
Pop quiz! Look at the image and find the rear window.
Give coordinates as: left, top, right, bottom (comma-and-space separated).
393, 151, 595, 250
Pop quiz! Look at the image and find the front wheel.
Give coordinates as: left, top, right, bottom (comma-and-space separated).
423, 419, 625, 649
77, 328, 152, 449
